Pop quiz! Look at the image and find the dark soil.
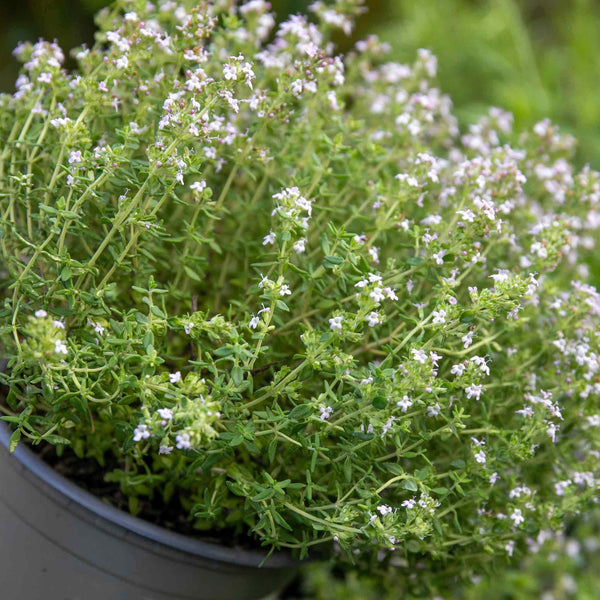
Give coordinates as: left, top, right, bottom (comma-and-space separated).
36, 443, 214, 541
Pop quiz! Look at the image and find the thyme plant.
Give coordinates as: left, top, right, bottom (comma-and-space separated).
1, 0, 599, 594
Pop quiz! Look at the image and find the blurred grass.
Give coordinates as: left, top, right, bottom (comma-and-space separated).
375, 0, 600, 167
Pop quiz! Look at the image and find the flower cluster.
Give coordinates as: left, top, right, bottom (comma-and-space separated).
0, 0, 599, 596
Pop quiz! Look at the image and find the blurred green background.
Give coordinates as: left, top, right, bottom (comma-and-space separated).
2, 0, 600, 166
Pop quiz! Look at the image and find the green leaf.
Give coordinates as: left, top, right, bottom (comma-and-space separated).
323, 255, 344, 268
38, 204, 59, 215
372, 396, 387, 410
214, 346, 233, 357
288, 404, 312, 420
231, 365, 243, 386
343, 456, 352, 482
9, 429, 21, 453
183, 265, 203, 282
150, 305, 166, 319
142, 330, 154, 351
267, 438, 277, 463
401, 479, 418, 492
43, 434, 71, 446
275, 300, 290, 312
226, 480, 245, 496
251, 488, 274, 502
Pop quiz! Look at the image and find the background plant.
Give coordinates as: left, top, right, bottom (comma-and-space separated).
1, 1, 599, 597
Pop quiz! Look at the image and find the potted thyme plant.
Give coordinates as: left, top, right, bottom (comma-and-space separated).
1, 0, 599, 598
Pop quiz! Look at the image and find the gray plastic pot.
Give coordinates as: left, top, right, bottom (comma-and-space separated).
0, 421, 298, 600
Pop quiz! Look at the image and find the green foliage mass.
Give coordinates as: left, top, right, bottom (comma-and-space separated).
1, 1, 599, 597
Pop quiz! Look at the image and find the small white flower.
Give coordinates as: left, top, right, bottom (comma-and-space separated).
329, 316, 343, 331
510, 508, 525, 527
377, 504, 393, 516
175, 432, 192, 450
516, 405, 534, 418
470, 355, 490, 376
263, 231, 276, 245
427, 403, 441, 417
54, 340, 68, 355
547, 422, 558, 443
411, 348, 427, 364
91, 321, 104, 336
223, 63, 237, 80
249, 315, 260, 329
279, 284, 291, 296
184, 321, 194, 335
474, 450, 486, 464
432, 309, 446, 325
366, 312, 380, 327
190, 180, 207, 193
465, 384, 483, 401
397, 395, 413, 412
369, 287, 385, 303
68, 150, 82, 164
129, 121, 144, 134
35, 309, 48, 318
461, 331, 474, 349
133, 424, 151, 442
402, 498, 416, 509
319, 406, 334, 421
159, 445, 173, 455
587, 415, 600, 427
489, 472, 500, 485
490, 270, 510, 284
432, 250, 445, 265
451, 363, 466, 376
53, 320, 65, 329
368, 246, 380, 263
554, 480, 571, 496
327, 91, 340, 111
384, 287, 398, 301
169, 371, 181, 384
293, 238, 306, 254
157, 408, 174, 420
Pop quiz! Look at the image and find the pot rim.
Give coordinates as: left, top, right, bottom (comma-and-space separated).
0, 420, 299, 569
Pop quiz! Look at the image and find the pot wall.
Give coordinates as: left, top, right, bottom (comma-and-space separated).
0, 423, 297, 600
